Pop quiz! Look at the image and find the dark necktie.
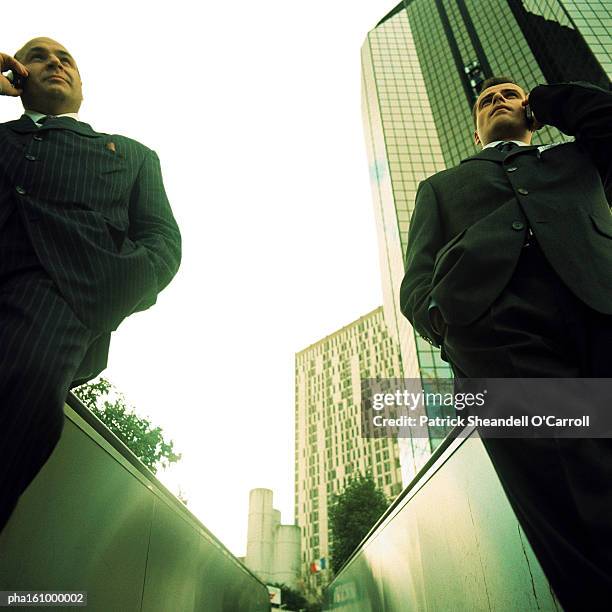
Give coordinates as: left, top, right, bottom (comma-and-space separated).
496, 141, 519, 153
35, 115, 53, 127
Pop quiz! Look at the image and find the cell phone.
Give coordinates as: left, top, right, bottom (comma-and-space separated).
524, 103, 534, 131
2, 69, 26, 89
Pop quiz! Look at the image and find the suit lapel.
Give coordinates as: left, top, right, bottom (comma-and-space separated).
459, 144, 557, 220
4, 115, 39, 133
7, 114, 102, 138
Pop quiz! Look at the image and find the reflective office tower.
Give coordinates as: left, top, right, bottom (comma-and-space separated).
294, 307, 404, 597
361, 0, 611, 479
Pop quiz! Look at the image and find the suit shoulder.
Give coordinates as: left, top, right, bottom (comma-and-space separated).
99, 132, 159, 166
105, 133, 153, 153
420, 165, 462, 191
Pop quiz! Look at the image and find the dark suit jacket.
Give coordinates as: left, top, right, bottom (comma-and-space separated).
0, 115, 181, 385
400, 82, 612, 348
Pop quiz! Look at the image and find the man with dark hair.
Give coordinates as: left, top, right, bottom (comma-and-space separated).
470, 75, 519, 126
401, 77, 612, 608
0, 38, 181, 531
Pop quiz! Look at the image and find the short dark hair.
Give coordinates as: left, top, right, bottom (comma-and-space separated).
472, 76, 523, 126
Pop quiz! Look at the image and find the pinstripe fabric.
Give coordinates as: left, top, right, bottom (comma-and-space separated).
0, 114, 181, 382
0, 209, 93, 531
0, 115, 181, 530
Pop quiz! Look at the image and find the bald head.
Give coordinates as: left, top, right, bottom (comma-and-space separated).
16, 36, 83, 115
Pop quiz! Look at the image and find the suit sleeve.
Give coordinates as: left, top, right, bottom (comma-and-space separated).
529, 81, 612, 202
127, 148, 181, 312
400, 180, 445, 347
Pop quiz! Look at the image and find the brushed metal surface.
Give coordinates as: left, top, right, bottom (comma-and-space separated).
0, 416, 152, 611
142, 498, 269, 611
0, 400, 269, 612
325, 432, 560, 611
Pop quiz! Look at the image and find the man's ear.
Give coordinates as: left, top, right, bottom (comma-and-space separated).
474, 130, 481, 146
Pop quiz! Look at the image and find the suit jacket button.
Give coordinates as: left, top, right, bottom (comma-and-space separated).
25, 154, 36, 161
518, 188, 529, 195
512, 221, 525, 231
15, 186, 26, 195
33, 135, 43, 141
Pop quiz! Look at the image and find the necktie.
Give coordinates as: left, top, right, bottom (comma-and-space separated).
35, 115, 57, 127
496, 141, 519, 153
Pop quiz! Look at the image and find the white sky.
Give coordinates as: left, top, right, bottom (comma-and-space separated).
1, 0, 396, 556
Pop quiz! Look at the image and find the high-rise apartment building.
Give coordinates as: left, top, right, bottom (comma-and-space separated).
361, 0, 611, 476
294, 307, 404, 596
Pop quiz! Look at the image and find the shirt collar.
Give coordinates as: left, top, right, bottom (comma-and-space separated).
483, 139, 530, 150
23, 110, 80, 124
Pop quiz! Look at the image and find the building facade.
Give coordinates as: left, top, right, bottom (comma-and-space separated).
294, 307, 405, 596
361, 0, 611, 475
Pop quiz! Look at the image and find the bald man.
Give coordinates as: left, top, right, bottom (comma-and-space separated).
0, 38, 181, 530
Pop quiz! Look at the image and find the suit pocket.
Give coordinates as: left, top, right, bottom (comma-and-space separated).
428, 304, 446, 336
591, 212, 612, 239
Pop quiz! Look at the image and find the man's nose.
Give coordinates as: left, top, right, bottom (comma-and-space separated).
46, 55, 62, 68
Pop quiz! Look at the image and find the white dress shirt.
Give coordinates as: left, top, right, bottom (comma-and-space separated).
23, 110, 80, 125
484, 139, 530, 149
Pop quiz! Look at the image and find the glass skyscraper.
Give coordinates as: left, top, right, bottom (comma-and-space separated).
361, 0, 611, 477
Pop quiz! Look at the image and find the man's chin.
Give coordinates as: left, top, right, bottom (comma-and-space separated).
22, 92, 70, 115
41, 87, 70, 102
44, 83, 69, 94
488, 122, 524, 142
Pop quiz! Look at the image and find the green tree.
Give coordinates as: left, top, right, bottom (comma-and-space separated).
328, 473, 389, 572
73, 377, 181, 474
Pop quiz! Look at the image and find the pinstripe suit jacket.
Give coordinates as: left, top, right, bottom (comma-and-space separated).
0, 115, 181, 385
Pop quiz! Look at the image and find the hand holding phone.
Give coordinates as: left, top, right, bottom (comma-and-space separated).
524, 102, 534, 130
522, 96, 542, 132
0, 52, 28, 96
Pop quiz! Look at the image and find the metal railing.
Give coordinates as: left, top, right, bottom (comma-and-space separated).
324, 426, 559, 611
0, 393, 270, 612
